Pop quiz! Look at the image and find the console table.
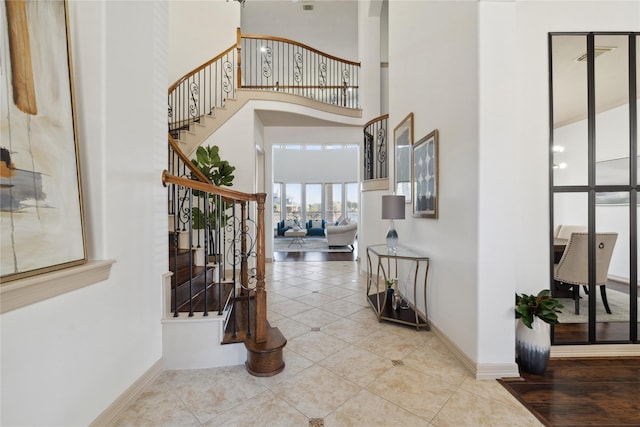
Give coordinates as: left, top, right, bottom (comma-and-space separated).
366, 244, 430, 330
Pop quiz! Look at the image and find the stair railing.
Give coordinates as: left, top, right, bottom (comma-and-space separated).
363, 114, 389, 182
238, 28, 360, 108
168, 45, 238, 138
167, 29, 361, 137
166, 136, 268, 343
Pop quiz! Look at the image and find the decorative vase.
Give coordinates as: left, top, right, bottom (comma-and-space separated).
392, 293, 401, 311
515, 316, 551, 375
386, 287, 394, 309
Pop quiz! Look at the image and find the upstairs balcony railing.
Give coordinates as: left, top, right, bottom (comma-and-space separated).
168, 29, 360, 136
240, 31, 360, 108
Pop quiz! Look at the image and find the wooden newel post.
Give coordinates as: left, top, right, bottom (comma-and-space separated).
236, 27, 242, 90
255, 193, 267, 343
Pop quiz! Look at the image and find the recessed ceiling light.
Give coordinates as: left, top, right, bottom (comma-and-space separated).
574, 46, 616, 62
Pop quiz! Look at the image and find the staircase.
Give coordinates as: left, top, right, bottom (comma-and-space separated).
164, 29, 362, 376
168, 233, 233, 315
165, 232, 286, 375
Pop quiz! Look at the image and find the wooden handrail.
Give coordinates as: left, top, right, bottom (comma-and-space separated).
168, 44, 236, 95
364, 113, 389, 130
168, 133, 210, 184
162, 170, 264, 204
241, 31, 361, 66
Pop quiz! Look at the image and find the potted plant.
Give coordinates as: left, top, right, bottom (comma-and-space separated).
515, 289, 563, 375
188, 145, 235, 266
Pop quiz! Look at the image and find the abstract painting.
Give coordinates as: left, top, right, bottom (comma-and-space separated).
1, 0, 86, 282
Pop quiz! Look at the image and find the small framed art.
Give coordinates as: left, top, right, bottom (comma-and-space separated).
412, 129, 439, 218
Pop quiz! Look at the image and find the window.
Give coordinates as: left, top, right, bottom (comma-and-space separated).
324, 183, 342, 223
285, 183, 302, 222
305, 184, 322, 221
346, 183, 359, 223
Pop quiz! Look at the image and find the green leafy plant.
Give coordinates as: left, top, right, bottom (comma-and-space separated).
515, 289, 564, 329
189, 145, 236, 229
190, 145, 235, 187
386, 279, 394, 289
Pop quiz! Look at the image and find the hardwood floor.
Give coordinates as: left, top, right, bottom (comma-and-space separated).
554, 322, 638, 342
499, 357, 640, 427
272, 241, 358, 262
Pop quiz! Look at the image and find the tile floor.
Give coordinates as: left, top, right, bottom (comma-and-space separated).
115, 261, 542, 426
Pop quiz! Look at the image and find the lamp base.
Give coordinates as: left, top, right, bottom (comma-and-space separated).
386, 221, 398, 253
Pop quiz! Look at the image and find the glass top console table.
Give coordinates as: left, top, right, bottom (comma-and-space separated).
366, 244, 430, 330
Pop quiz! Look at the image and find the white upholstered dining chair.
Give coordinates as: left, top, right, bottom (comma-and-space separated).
554, 232, 617, 315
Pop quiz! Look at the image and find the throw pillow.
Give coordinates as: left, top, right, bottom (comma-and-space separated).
339, 217, 351, 226
284, 219, 296, 228
311, 219, 323, 229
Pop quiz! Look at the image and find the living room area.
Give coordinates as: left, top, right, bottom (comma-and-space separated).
270, 142, 360, 259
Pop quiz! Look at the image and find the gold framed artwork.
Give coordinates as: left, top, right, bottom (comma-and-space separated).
1, 1, 87, 282
393, 112, 413, 203
412, 129, 439, 218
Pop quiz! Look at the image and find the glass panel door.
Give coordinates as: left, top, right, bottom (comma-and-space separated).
550, 32, 638, 345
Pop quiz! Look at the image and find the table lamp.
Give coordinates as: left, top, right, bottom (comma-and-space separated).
381, 195, 405, 253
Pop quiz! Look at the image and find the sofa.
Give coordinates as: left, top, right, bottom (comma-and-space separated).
276, 219, 300, 236
325, 222, 357, 251
305, 219, 326, 237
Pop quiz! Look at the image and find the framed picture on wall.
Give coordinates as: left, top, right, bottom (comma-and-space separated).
0, 1, 87, 282
412, 129, 439, 218
394, 112, 413, 203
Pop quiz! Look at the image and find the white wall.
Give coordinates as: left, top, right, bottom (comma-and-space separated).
168, 0, 240, 84
273, 145, 359, 183
358, 0, 382, 118
388, 0, 480, 362
476, 0, 639, 365
387, 0, 639, 371
241, 0, 358, 61
1, 1, 168, 425
477, 1, 519, 366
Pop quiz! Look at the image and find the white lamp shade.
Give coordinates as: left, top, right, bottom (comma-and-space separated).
381, 195, 405, 220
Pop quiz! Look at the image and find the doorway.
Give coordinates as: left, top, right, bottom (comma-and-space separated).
549, 33, 639, 344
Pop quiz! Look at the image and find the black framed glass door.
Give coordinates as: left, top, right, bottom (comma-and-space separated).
550, 32, 639, 345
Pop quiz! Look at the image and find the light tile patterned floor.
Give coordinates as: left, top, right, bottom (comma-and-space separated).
114, 261, 542, 427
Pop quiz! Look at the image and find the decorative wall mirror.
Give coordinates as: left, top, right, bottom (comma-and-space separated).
362, 114, 389, 191
394, 112, 413, 202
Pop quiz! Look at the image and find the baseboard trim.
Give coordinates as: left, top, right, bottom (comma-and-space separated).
551, 343, 640, 358
90, 358, 163, 427
429, 320, 520, 380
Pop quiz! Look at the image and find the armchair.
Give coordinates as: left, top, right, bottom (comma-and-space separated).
306, 219, 326, 237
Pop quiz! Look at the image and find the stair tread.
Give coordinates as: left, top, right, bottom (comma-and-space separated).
175, 281, 234, 313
